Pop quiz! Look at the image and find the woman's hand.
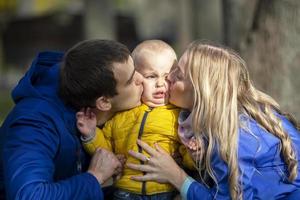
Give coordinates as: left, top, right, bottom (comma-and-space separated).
114, 154, 126, 180
127, 140, 188, 191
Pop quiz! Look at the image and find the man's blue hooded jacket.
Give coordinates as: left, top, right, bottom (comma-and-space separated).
0, 52, 104, 199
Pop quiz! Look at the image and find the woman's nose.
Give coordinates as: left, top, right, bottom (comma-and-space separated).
167, 73, 173, 83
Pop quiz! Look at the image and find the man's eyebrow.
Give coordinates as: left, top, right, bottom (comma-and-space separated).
126, 69, 136, 85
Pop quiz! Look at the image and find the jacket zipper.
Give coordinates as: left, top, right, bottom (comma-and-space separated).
137, 108, 152, 195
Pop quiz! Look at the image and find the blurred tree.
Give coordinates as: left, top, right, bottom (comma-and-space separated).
2, 0, 84, 69
177, 0, 194, 51
0, 0, 17, 72
177, 0, 223, 52
196, 0, 223, 44
238, 0, 300, 119
84, 0, 115, 40
222, 0, 258, 49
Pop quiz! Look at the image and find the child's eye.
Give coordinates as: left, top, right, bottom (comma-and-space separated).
146, 75, 156, 79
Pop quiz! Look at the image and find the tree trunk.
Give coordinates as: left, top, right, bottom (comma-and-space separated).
222, 0, 258, 49
241, 0, 300, 119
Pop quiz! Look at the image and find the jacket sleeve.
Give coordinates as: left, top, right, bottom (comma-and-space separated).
181, 176, 234, 200
181, 174, 255, 200
82, 120, 113, 154
180, 176, 214, 200
2, 117, 104, 200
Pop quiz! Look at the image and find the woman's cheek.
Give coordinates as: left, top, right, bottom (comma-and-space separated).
169, 82, 177, 92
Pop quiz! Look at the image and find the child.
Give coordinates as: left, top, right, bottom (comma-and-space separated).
76, 40, 194, 199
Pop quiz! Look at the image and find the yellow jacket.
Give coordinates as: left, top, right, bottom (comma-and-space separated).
83, 104, 194, 195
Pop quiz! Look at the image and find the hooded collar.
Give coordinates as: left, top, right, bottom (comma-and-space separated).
178, 109, 194, 147
11, 51, 77, 134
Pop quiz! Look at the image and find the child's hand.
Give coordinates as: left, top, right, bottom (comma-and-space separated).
187, 137, 202, 162
76, 107, 97, 138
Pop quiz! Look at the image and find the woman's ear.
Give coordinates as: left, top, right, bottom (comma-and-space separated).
95, 96, 112, 111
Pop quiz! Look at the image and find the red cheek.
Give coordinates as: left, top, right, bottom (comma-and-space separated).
169, 82, 176, 90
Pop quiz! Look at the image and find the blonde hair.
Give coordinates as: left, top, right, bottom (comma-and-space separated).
186, 41, 299, 199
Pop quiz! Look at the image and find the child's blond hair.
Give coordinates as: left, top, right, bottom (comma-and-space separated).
132, 40, 177, 70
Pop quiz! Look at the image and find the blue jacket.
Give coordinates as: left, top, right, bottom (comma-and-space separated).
181, 114, 300, 200
0, 52, 104, 199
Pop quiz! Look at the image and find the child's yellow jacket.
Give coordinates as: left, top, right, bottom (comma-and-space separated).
83, 104, 194, 195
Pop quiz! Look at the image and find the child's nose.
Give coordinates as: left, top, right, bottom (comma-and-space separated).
156, 77, 165, 87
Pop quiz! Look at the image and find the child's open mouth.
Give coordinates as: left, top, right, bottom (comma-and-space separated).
153, 91, 165, 99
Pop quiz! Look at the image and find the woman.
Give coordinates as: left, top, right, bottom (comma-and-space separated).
127, 41, 300, 199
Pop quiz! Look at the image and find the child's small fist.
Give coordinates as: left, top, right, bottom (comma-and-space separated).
76, 107, 97, 137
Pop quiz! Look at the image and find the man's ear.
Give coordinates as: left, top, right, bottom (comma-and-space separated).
95, 96, 112, 111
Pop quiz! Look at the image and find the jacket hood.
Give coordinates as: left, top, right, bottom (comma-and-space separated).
12, 51, 64, 105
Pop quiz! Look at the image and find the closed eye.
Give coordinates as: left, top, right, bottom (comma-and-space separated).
173, 68, 183, 80
126, 69, 136, 85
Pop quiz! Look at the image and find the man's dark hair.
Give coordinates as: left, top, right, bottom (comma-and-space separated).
59, 39, 130, 110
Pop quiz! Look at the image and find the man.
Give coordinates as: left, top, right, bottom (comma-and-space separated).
0, 39, 143, 199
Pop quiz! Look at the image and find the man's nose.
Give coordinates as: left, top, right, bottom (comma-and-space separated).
134, 71, 143, 85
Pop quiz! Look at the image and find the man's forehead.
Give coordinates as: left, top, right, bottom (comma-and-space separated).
112, 58, 134, 82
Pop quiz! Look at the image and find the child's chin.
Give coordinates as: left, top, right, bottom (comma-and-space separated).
147, 102, 166, 107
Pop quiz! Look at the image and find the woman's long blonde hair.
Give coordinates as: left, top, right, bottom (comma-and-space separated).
186, 41, 299, 199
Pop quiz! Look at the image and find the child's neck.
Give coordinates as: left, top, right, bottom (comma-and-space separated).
96, 111, 115, 127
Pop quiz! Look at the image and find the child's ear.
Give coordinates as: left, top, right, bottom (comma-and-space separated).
95, 96, 112, 111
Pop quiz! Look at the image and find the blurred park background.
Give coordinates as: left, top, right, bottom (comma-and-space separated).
0, 0, 299, 124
